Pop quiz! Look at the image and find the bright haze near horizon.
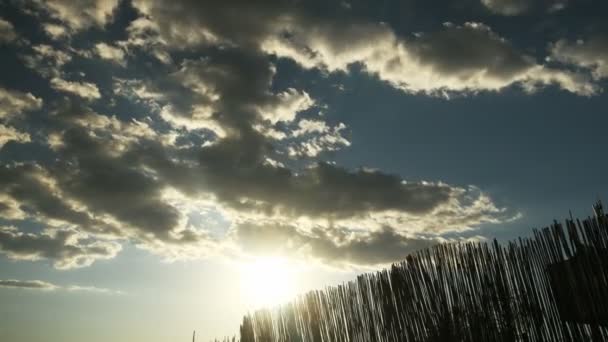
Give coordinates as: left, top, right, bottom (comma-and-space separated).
0, 0, 607, 341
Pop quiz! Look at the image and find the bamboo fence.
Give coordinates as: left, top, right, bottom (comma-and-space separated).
221, 202, 608, 342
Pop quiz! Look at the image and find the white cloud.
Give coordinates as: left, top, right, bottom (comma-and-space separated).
95, 42, 126, 65
257, 88, 314, 124
42, 23, 68, 39
288, 122, 350, 157
292, 119, 329, 137
550, 36, 608, 80
50, 77, 101, 100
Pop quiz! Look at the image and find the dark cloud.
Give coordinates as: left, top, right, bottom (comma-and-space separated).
0, 226, 121, 269
414, 22, 531, 79
264, 21, 595, 95
0, 163, 112, 233
0, 279, 56, 290
234, 223, 439, 266
128, 133, 455, 219
122, 48, 314, 136
480, 0, 568, 15
0, 18, 17, 43
40, 100, 191, 243
132, 0, 595, 95
0, 0, 527, 269
131, 0, 295, 48
56, 129, 180, 238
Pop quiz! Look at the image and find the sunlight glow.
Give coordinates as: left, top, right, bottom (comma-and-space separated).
239, 257, 297, 309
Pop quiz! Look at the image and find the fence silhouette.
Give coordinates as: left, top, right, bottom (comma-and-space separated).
221, 202, 608, 341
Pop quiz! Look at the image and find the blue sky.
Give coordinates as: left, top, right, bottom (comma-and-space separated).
1, 0, 607, 341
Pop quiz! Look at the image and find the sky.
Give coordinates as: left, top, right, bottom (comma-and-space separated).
0, 0, 607, 341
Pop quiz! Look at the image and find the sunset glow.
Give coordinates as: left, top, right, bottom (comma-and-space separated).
239, 257, 297, 309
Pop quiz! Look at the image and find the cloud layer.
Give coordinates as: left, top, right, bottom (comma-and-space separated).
0, 0, 603, 269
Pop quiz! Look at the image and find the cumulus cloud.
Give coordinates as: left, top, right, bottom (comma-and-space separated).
264, 22, 596, 96
131, 1, 594, 96
117, 49, 316, 136
0, 226, 121, 269
31, 0, 119, 31
94, 42, 126, 65
0, 279, 122, 294
0, 163, 113, 234
550, 35, 608, 80
0, 87, 43, 119
481, 0, 568, 15
0, 124, 31, 148
288, 121, 349, 157
22, 44, 72, 78
50, 77, 101, 100
42, 23, 68, 39
119, 17, 171, 64
258, 88, 314, 124
0, 18, 17, 43
0, 0, 530, 269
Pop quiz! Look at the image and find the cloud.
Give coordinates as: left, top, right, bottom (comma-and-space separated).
0, 124, 31, 148
287, 121, 350, 157
0, 226, 121, 269
0, 279, 122, 294
51, 130, 185, 241
144, 140, 506, 229
264, 21, 596, 96
31, 0, 119, 31
117, 49, 316, 136
0, 163, 114, 234
0, 87, 43, 119
119, 17, 171, 64
480, 0, 568, 15
50, 77, 101, 100
0, 18, 17, 43
0, 0, 524, 269
22, 44, 72, 78
257, 88, 314, 124
0, 279, 57, 290
550, 35, 608, 80
42, 23, 68, 39
64, 285, 123, 294
94, 42, 126, 65
233, 223, 439, 267
131, 1, 595, 96
130, 0, 284, 48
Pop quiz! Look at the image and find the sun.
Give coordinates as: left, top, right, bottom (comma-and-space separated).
239, 257, 297, 309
